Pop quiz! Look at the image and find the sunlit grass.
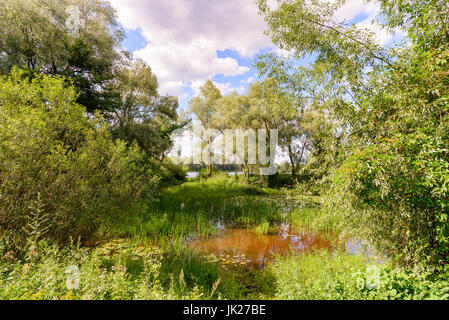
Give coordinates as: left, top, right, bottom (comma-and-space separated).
289, 207, 343, 233
102, 176, 285, 242
3, 176, 449, 300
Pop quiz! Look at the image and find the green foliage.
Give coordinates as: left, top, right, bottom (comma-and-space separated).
255, 58, 347, 182
289, 207, 341, 233
158, 159, 187, 187
0, 239, 208, 300
257, 0, 392, 87
2, 0, 449, 301
0, 69, 156, 245
103, 176, 282, 241
189, 80, 223, 128
0, 236, 276, 300
259, 0, 449, 267
0, 0, 124, 113
109, 60, 185, 160
331, 41, 449, 265
377, 0, 449, 50
269, 251, 449, 300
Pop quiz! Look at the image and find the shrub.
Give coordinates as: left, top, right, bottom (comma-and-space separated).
0, 69, 157, 246
329, 45, 449, 266
269, 252, 449, 300
332, 134, 449, 265
158, 159, 187, 187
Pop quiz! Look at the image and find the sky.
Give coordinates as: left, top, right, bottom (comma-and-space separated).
109, 0, 404, 111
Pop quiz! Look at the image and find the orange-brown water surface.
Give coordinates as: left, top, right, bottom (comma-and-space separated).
190, 225, 343, 269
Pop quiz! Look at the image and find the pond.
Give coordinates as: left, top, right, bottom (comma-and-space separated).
190, 224, 373, 269
187, 172, 199, 178
186, 171, 244, 178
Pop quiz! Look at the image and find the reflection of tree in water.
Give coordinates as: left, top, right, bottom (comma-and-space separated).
191, 227, 335, 269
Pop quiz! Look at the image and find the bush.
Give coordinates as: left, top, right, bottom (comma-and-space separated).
0, 69, 157, 246
158, 159, 187, 187
332, 134, 449, 265
269, 252, 449, 300
329, 45, 449, 266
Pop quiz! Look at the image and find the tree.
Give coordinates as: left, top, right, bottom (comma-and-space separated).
108, 59, 184, 161
0, 69, 155, 244
213, 92, 254, 180
188, 80, 223, 175
0, 0, 125, 113
212, 80, 301, 181
256, 0, 397, 137
259, 0, 449, 265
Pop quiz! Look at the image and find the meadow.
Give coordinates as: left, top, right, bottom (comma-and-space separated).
2, 175, 449, 300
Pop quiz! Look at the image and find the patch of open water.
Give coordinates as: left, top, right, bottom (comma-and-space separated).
190, 224, 374, 269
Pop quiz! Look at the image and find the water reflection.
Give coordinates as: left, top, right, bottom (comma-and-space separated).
186, 171, 244, 178
187, 172, 199, 178
345, 239, 381, 263
191, 227, 336, 269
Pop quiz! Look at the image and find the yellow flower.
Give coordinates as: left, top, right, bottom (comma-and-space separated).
62, 290, 76, 300
32, 289, 44, 300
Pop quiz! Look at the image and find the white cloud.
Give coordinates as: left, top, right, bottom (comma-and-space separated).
110, 0, 403, 97
356, 19, 392, 46
109, 0, 271, 96
134, 39, 249, 91
235, 86, 246, 94
273, 47, 294, 59
334, 0, 378, 22
241, 77, 254, 84
158, 81, 186, 98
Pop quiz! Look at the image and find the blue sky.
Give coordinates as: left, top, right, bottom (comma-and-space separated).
112, 0, 404, 110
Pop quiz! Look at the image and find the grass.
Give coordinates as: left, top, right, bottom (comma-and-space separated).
0, 238, 275, 300
268, 251, 449, 300
101, 175, 284, 242
289, 207, 343, 233
254, 221, 271, 235
2, 176, 449, 300
0, 176, 284, 300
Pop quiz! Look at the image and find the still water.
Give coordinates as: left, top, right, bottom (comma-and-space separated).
189, 225, 363, 269
187, 172, 244, 178
187, 172, 199, 178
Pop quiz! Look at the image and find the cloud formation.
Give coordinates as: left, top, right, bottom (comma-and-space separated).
110, 0, 401, 98
109, 0, 271, 96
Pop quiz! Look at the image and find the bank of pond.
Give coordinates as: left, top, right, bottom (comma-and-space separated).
1, 177, 448, 300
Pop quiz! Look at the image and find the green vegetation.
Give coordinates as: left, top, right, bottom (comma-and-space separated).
2, 177, 449, 300
269, 252, 449, 300
0, 70, 154, 246
1, 0, 449, 301
0, 178, 285, 300
256, 0, 449, 265
102, 176, 282, 241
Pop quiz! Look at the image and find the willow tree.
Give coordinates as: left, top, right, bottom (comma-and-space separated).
211, 80, 303, 180
258, 0, 449, 265
188, 80, 223, 175
109, 59, 184, 161
0, 0, 124, 113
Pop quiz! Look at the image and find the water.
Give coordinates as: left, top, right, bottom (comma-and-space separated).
190, 226, 339, 269
186, 171, 243, 178
187, 172, 199, 178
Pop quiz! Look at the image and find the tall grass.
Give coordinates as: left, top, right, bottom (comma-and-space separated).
102, 176, 284, 242
289, 207, 343, 233
0, 237, 276, 300
268, 251, 449, 300
3, 176, 449, 300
